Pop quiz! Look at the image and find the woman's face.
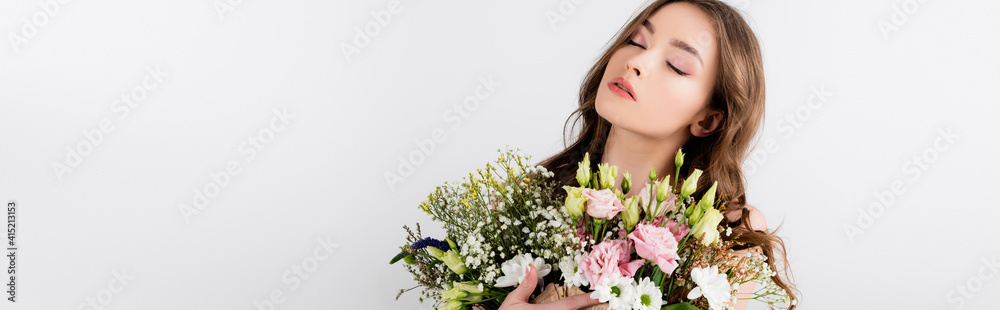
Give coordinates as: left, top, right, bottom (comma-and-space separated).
596, 3, 721, 139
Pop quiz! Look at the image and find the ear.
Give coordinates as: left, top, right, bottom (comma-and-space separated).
690, 109, 724, 137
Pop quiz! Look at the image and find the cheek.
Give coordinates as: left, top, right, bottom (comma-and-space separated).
645, 83, 701, 115
605, 49, 630, 74
634, 83, 706, 132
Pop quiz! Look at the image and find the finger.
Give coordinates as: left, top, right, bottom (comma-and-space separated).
504, 264, 538, 303
541, 292, 602, 310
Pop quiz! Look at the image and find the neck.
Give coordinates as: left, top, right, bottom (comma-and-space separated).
601, 125, 689, 198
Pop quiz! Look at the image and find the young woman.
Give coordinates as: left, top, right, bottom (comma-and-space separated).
500, 1, 798, 309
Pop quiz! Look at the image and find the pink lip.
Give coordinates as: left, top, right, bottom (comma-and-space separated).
607, 77, 636, 101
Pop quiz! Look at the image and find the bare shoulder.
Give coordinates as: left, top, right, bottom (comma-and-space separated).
746, 203, 768, 231
727, 203, 768, 232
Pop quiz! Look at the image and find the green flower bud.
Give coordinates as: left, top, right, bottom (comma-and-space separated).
563, 186, 587, 220
441, 286, 470, 301
680, 169, 703, 198
565, 197, 587, 220
655, 178, 671, 202
675, 148, 685, 170
649, 167, 657, 181
691, 208, 724, 245
697, 181, 719, 213
622, 196, 641, 231
441, 250, 468, 275
427, 244, 468, 275
687, 206, 704, 226
576, 153, 592, 187
597, 163, 618, 190
437, 300, 465, 310
453, 281, 484, 302
426, 246, 446, 259
622, 171, 632, 194
453, 281, 483, 294
611, 165, 619, 187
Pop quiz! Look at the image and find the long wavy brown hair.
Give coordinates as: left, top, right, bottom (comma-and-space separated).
536, 0, 799, 307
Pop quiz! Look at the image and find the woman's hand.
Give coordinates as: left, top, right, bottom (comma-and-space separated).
497, 265, 601, 310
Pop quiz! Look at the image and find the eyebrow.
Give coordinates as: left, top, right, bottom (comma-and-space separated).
642, 19, 704, 66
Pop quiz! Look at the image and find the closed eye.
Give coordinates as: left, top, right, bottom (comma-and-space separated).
626, 40, 691, 77
668, 63, 690, 76
627, 40, 645, 49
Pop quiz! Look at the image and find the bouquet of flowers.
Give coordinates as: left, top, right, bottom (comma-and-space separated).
391, 146, 793, 310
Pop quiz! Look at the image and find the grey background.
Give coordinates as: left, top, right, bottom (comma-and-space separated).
0, 0, 998, 309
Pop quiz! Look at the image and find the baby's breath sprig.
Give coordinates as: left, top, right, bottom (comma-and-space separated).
393, 146, 582, 308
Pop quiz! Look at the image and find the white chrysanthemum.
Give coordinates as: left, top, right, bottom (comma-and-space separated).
558, 254, 589, 287
589, 274, 635, 310
590, 277, 613, 298
633, 277, 663, 310
494, 253, 551, 287
687, 265, 731, 310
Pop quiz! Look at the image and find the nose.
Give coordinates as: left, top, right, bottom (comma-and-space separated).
625, 55, 643, 78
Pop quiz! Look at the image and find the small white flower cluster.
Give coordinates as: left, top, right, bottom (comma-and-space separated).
525, 164, 556, 178
496, 215, 521, 231
748, 252, 777, 280
479, 264, 501, 285
735, 251, 795, 309
463, 223, 508, 284
524, 204, 578, 262
501, 145, 529, 162
752, 276, 794, 309
487, 157, 580, 288
459, 227, 492, 269
404, 146, 585, 303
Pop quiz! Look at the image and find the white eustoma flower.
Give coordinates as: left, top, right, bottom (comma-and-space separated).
633, 277, 662, 310
494, 253, 551, 287
687, 266, 731, 310
558, 254, 589, 287
589, 274, 636, 310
